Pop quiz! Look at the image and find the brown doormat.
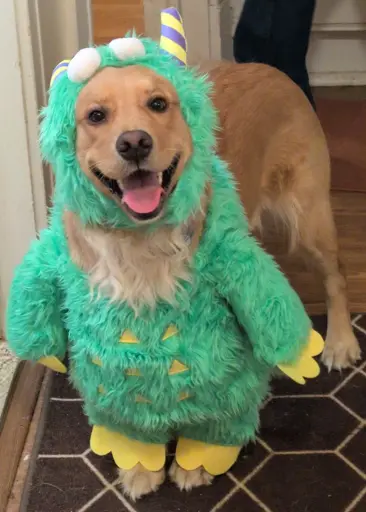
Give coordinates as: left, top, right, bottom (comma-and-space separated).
316, 98, 366, 193
19, 315, 366, 512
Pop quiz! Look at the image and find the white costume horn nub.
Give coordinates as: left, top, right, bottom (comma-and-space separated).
108, 38, 146, 60
67, 48, 101, 83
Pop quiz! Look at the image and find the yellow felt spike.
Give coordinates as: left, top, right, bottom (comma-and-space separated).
92, 357, 102, 367
168, 359, 189, 375
120, 329, 140, 344
177, 391, 191, 402
162, 324, 178, 341
90, 425, 165, 471
98, 384, 106, 394
277, 329, 325, 385
125, 368, 142, 376
176, 438, 241, 476
38, 356, 67, 373
135, 394, 152, 404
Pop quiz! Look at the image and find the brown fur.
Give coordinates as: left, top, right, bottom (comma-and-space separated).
63, 61, 361, 499
203, 61, 360, 370
75, 65, 192, 218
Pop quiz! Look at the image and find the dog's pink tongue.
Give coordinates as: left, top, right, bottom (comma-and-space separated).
123, 186, 163, 214
122, 171, 163, 214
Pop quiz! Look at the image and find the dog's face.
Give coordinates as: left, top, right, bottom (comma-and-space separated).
75, 65, 192, 223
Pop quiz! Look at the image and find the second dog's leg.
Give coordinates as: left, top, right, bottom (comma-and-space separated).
299, 199, 360, 369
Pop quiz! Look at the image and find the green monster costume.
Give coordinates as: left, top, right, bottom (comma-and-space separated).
6, 8, 324, 475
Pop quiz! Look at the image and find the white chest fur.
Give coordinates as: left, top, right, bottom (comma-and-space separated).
64, 212, 192, 311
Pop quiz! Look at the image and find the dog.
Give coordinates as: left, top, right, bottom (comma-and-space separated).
68, 65, 214, 498
64, 62, 360, 499
202, 61, 360, 371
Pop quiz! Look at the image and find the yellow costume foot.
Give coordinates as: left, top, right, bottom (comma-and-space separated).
175, 438, 241, 476
38, 356, 67, 373
90, 426, 166, 471
278, 329, 325, 385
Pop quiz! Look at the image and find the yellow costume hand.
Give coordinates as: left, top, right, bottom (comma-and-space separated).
90, 426, 166, 471
277, 329, 324, 385
38, 356, 67, 373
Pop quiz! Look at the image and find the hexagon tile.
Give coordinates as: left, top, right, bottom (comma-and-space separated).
20, 315, 365, 512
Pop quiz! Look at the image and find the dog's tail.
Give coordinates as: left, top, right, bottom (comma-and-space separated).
250, 194, 302, 254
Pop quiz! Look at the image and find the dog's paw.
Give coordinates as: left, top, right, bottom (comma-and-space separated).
321, 330, 361, 370
118, 464, 165, 501
169, 460, 213, 491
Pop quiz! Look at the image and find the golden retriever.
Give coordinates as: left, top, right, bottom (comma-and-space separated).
65, 62, 360, 498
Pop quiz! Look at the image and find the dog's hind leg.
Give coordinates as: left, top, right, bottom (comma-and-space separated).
297, 197, 361, 369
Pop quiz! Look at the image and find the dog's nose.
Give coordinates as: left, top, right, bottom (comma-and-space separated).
116, 130, 153, 162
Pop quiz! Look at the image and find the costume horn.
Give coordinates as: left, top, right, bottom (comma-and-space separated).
160, 7, 187, 66
50, 59, 71, 86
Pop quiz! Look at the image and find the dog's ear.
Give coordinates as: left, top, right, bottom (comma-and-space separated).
160, 7, 187, 66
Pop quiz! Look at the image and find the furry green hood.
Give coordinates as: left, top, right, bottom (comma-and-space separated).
40, 36, 217, 229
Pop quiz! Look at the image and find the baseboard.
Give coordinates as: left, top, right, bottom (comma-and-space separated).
0, 362, 44, 512
310, 72, 366, 87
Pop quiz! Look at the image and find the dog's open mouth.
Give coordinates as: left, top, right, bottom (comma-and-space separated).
91, 154, 180, 220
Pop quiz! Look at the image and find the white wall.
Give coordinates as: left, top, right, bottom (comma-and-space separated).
0, 0, 92, 336
309, 0, 366, 85
0, 1, 41, 336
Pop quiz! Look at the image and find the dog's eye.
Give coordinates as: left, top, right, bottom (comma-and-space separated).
88, 109, 107, 124
148, 97, 168, 113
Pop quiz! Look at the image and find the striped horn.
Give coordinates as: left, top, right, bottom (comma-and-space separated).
160, 7, 187, 66
50, 59, 70, 87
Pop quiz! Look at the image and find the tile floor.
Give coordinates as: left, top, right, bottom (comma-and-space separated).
22, 315, 366, 512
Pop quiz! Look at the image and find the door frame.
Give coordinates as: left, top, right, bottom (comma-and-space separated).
0, 0, 44, 337
0, 0, 93, 335
0, 2, 93, 508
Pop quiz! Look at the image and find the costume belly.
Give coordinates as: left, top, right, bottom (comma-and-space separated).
64, 272, 271, 444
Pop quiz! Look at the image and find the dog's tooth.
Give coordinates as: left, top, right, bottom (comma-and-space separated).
158, 173, 163, 184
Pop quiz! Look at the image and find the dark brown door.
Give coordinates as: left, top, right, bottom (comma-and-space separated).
92, 0, 145, 46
